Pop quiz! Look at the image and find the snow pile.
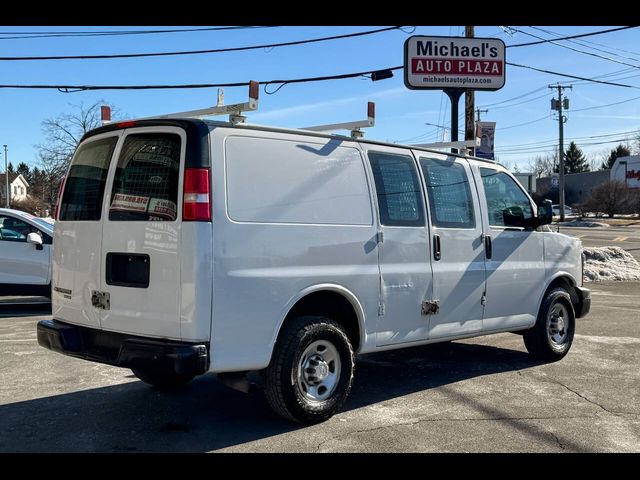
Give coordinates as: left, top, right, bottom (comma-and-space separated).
559, 220, 610, 228
583, 246, 640, 282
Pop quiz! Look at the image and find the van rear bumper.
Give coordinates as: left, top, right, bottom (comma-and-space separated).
37, 319, 209, 375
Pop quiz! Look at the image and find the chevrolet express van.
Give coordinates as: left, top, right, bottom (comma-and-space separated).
38, 116, 590, 423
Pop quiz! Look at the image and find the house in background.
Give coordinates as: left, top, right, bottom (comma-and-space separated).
0, 173, 29, 205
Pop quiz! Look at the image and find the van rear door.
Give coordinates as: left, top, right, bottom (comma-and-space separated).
53, 132, 122, 328
97, 127, 186, 340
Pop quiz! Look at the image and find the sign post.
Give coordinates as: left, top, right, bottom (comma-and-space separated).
404, 35, 506, 153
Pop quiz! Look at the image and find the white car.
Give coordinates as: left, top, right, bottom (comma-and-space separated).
0, 208, 53, 297
552, 205, 574, 217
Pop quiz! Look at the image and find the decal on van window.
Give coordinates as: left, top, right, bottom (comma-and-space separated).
110, 193, 150, 213
109, 133, 181, 222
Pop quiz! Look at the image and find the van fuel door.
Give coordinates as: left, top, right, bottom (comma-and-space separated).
91, 291, 111, 310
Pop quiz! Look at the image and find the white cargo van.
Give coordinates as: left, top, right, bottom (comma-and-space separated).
38, 97, 590, 424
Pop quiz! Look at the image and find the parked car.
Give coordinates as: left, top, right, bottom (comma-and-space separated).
37, 113, 590, 424
552, 204, 574, 217
0, 208, 53, 297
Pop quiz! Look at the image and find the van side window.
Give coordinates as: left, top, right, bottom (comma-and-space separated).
368, 152, 425, 227
109, 133, 181, 222
480, 168, 533, 227
58, 137, 117, 221
419, 158, 475, 228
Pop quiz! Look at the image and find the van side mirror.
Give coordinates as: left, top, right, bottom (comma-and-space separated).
502, 206, 526, 228
536, 199, 553, 227
27, 232, 44, 250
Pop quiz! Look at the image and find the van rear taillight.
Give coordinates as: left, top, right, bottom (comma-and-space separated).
183, 168, 211, 221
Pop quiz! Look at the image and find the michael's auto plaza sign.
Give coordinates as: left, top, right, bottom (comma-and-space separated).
404, 36, 506, 91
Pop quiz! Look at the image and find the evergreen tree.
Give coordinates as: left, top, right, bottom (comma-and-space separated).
601, 144, 631, 170
564, 142, 590, 173
16, 162, 31, 182
7, 162, 14, 173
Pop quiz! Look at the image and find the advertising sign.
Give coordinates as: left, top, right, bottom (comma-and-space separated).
404, 36, 506, 91
612, 156, 640, 189
475, 121, 496, 160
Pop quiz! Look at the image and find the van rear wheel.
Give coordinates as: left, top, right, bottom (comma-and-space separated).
523, 288, 575, 361
131, 367, 195, 389
263, 315, 354, 424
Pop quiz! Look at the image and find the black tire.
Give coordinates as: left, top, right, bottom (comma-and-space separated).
523, 288, 575, 361
131, 367, 195, 389
263, 315, 354, 424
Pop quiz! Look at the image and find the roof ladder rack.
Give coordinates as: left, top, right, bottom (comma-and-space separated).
142, 81, 259, 125
301, 102, 375, 139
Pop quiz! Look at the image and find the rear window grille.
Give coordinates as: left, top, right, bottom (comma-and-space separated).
109, 134, 181, 222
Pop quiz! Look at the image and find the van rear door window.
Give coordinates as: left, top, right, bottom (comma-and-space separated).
109, 133, 181, 221
58, 137, 117, 221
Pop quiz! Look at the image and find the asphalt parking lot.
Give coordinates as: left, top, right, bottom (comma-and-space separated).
560, 222, 640, 262
1, 281, 638, 453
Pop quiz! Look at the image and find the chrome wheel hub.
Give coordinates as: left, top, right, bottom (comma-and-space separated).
548, 302, 569, 345
297, 340, 341, 402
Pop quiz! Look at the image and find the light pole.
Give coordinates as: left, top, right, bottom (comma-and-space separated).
620, 160, 628, 187
3, 145, 8, 208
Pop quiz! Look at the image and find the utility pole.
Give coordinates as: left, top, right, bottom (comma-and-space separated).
476, 108, 488, 122
3, 145, 8, 208
464, 26, 475, 155
549, 84, 572, 222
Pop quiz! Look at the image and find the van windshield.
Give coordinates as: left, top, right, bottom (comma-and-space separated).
109, 133, 181, 222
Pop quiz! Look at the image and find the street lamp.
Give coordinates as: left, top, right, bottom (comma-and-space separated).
620, 160, 628, 187
425, 122, 451, 142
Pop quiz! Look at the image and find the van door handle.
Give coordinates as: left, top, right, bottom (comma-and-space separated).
433, 234, 441, 261
484, 234, 492, 260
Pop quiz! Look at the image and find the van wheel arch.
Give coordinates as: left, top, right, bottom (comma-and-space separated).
542, 275, 579, 312
275, 289, 363, 357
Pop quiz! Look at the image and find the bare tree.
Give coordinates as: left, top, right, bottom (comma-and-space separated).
584, 180, 634, 217
34, 100, 120, 206
527, 152, 557, 178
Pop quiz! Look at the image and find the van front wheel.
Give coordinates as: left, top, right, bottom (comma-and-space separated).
131, 367, 195, 389
264, 316, 354, 424
523, 288, 575, 361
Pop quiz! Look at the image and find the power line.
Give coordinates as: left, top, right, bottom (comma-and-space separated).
477, 86, 548, 108
496, 129, 640, 150
498, 114, 551, 131
571, 95, 640, 112
496, 137, 636, 155
528, 26, 640, 63
483, 91, 552, 111
0, 26, 403, 61
0, 26, 278, 41
507, 26, 637, 48
509, 27, 640, 70
507, 61, 640, 89
0, 65, 406, 91
529, 26, 640, 60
